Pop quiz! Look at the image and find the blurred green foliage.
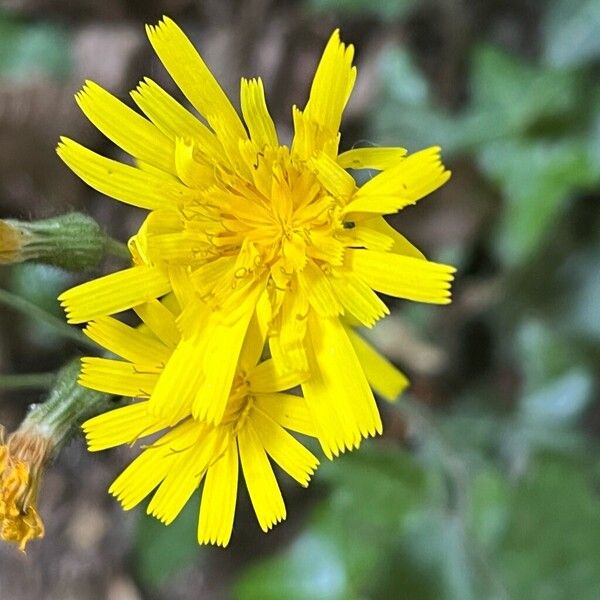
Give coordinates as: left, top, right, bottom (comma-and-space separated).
7, 264, 72, 350
0, 12, 72, 79
135, 496, 202, 589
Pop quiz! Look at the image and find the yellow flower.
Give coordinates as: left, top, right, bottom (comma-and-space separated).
0, 426, 48, 552
81, 301, 319, 546
58, 17, 454, 458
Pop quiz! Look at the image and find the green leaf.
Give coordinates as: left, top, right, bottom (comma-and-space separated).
478, 138, 600, 266
544, 0, 600, 67
497, 454, 600, 599
468, 45, 582, 134
0, 14, 72, 79
134, 496, 202, 590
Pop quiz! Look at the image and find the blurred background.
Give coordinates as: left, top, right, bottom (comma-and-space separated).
0, 0, 599, 598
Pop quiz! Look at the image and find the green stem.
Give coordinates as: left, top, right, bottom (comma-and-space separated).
0, 287, 98, 351
22, 360, 116, 453
104, 236, 131, 261
0, 372, 56, 391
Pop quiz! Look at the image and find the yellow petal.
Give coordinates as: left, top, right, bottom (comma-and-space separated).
346, 328, 409, 402
349, 249, 455, 304
174, 137, 216, 189
239, 312, 267, 373
271, 285, 309, 373
309, 151, 356, 201
75, 80, 174, 172
344, 146, 451, 215
134, 299, 181, 348
304, 29, 356, 143
298, 260, 343, 318
144, 231, 199, 264
192, 301, 258, 425
84, 316, 171, 365
362, 217, 426, 259
198, 441, 238, 547
168, 265, 197, 309
109, 420, 199, 510
147, 427, 217, 525
131, 77, 222, 156
146, 17, 247, 154
189, 255, 237, 298
58, 265, 171, 324
302, 313, 382, 459
337, 147, 408, 170
254, 393, 317, 437
57, 138, 193, 210
290, 105, 320, 160
240, 77, 278, 149
345, 223, 395, 252
250, 408, 319, 487
82, 401, 167, 451
238, 421, 286, 532
333, 272, 389, 327
109, 450, 172, 511
79, 357, 160, 397
306, 229, 346, 265
247, 359, 306, 393
147, 318, 208, 425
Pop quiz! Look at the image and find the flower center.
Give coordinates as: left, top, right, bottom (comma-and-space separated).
135, 143, 354, 316
211, 147, 339, 274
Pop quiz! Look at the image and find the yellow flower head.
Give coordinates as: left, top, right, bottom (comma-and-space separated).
0, 426, 48, 552
81, 301, 319, 546
58, 18, 454, 457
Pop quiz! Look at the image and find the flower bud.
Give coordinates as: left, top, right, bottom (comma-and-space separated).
0, 213, 117, 271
